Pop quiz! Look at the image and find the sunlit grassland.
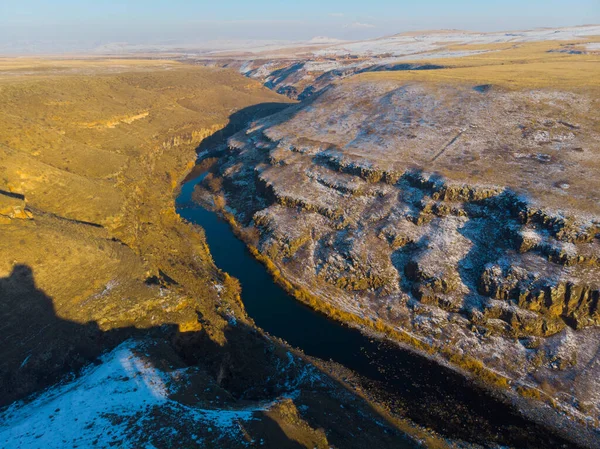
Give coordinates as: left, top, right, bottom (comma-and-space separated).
355, 39, 600, 90
0, 58, 286, 332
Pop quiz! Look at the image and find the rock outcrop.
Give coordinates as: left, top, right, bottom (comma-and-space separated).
197, 80, 600, 425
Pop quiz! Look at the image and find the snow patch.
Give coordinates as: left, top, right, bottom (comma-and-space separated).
0, 340, 260, 449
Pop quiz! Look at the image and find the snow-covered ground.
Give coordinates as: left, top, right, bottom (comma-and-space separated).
84, 25, 600, 58
586, 42, 600, 51
312, 25, 600, 57
0, 340, 261, 449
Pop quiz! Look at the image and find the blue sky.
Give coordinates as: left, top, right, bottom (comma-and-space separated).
1, 0, 599, 52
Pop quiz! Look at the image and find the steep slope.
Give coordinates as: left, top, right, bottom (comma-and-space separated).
0, 60, 288, 404
193, 46, 600, 443
190, 25, 600, 100
0, 59, 449, 449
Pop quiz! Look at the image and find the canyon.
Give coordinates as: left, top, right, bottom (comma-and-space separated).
190, 28, 600, 447
1, 24, 600, 448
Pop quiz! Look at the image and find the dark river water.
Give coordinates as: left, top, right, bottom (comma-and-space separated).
176, 168, 580, 449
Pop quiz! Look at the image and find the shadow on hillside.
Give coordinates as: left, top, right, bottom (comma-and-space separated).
0, 264, 419, 449
183, 101, 294, 183
0, 264, 156, 406
188, 87, 332, 173
197, 102, 292, 154
179, 102, 591, 449
2, 99, 592, 448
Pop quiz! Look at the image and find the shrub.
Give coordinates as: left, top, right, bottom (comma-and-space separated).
517, 385, 542, 400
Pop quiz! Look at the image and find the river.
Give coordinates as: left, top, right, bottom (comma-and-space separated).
176, 171, 586, 449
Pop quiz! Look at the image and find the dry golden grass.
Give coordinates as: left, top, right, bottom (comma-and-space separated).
356, 39, 600, 91
323, 41, 600, 216
0, 57, 181, 76
0, 60, 284, 226
0, 56, 295, 408
0, 57, 287, 339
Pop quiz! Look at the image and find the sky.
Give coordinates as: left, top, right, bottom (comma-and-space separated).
1, 0, 599, 53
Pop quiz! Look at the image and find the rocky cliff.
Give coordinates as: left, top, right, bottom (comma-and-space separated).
1, 61, 424, 449
196, 79, 600, 431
